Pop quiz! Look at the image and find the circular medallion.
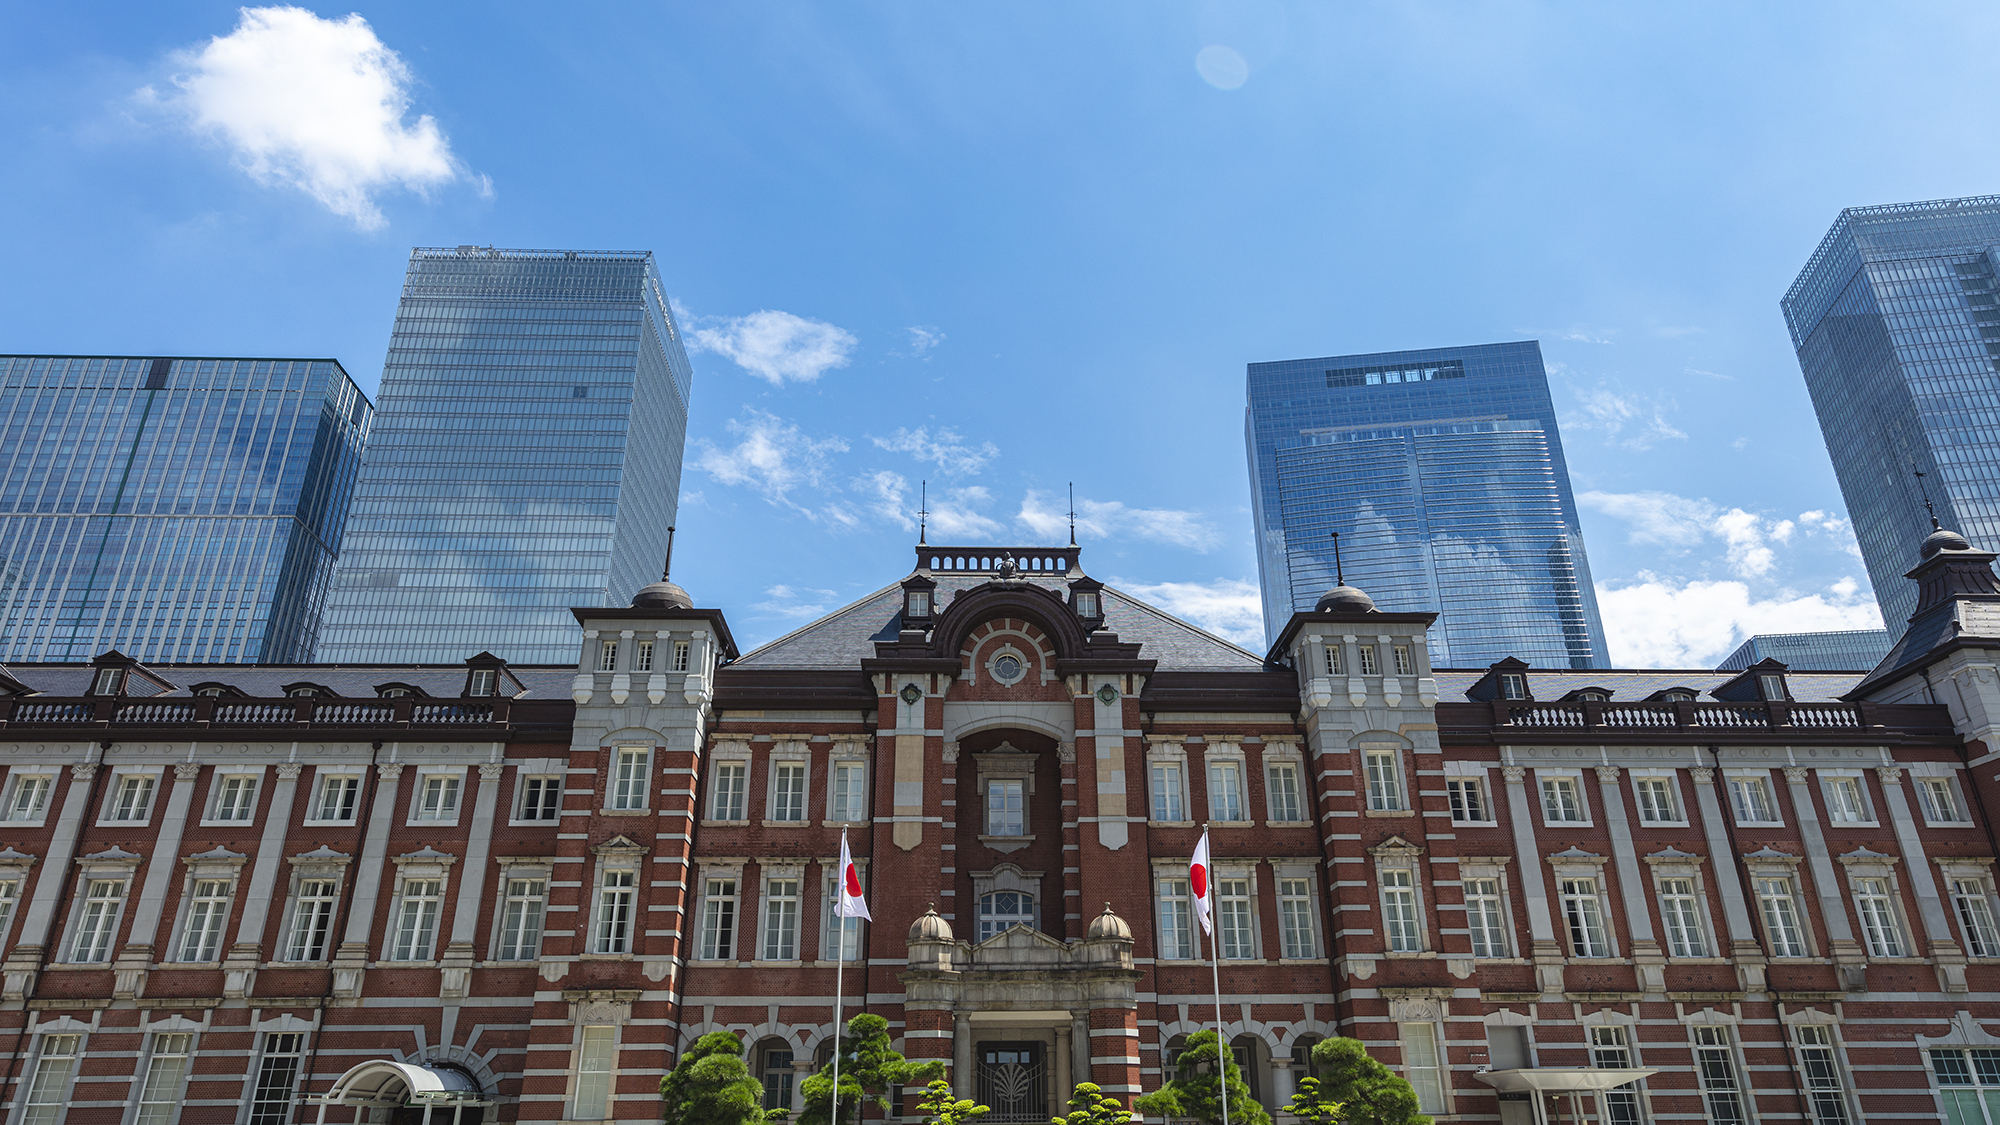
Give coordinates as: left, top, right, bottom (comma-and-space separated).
992, 655, 1024, 684
899, 683, 923, 705
1096, 683, 1120, 705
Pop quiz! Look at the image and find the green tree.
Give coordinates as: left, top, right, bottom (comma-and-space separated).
660, 1031, 771, 1125
914, 1078, 989, 1125
1132, 1031, 1272, 1125
1286, 1075, 1346, 1125
1306, 1038, 1431, 1125
1053, 1081, 1132, 1125
796, 1013, 947, 1125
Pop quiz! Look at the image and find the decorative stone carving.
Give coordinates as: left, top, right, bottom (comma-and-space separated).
174, 764, 201, 781
1690, 767, 1715, 784
479, 763, 505, 781
377, 762, 405, 780
1387, 996, 1442, 1022
1502, 766, 1527, 784
1783, 766, 1809, 784
1877, 766, 1905, 785
276, 763, 302, 780
1595, 765, 1620, 783
70, 762, 98, 781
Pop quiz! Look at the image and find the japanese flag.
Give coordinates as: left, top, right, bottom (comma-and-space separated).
1190, 828, 1214, 936
836, 829, 871, 921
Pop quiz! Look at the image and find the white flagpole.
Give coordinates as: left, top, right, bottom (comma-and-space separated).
1208, 829, 1230, 1125
832, 937, 844, 1125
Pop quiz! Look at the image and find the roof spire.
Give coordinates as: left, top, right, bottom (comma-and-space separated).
1331, 530, 1344, 586
1068, 482, 1077, 547
917, 481, 928, 546
1914, 462, 1941, 531
662, 525, 676, 580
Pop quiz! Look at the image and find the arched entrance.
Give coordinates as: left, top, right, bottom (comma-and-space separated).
309, 1060, 494, 1125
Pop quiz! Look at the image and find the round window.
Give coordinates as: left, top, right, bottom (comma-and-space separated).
992, 655, 1024, 684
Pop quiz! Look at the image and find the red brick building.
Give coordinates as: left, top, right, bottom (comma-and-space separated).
2, 532, 1999, 1125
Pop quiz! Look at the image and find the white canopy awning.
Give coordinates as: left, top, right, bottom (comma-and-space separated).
312, 1060, 491, 1107
1474, 1067, 1657, 1093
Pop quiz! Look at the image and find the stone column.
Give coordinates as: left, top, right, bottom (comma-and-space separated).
1501, 766, 1563, 993
954, 1012, 974, 1097
1690, 766, 1766, 992
1054, 1024, 1073, 1115
4, 762, 101, 1000
222, 763, 298, 998
1091, 678, 1129, 849
332, 761, 403, 999
1072, 1012, 1090, 1099
1877, 766, 1968, 991
441, 762, 505, 1000
1595, 766, 1664, 992
1783, 767, 1867, 989
1269, 1056, 1296, 1106
790, 1058, 813, 1113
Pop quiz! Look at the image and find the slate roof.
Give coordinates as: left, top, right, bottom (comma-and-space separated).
1431, 668, 1863, 704
1847, 598, 2000, 698
0, 664, 575, 699
735, 572, 1266, 672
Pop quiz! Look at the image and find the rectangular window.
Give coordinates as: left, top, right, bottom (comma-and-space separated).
1855, 877, 1906, 957
314, 774, 361, 821
1541, 776, 1584, 822
70, 878, 126, 962
520, 775, 561, 821
1217, 878, 1254, 959
1635, 777, 1679, 823
634, 640, 654, 672
1823, 776, 1868, 822
831, 762, 867, 822
762, 878, 800, 960
287, 878, 339, 961
213, 775, 258, 821
468, 668, 496, 697
1278, 877, 1315, 958
178, 878, 231, 962
1393, 645, 1413, 675
1953, 877, 2000, 957
1381, 868, 1422, 952
1693, 1026, 1747, 1125
573, 1025, 617, 1121
1589, 1027, 1642, 1125
1357, 646, 1379, 675
7, 775, 51, 821
1795, 1025, 1852, 1125
700, 877, 738, 960
1158, 877, 1194, 960
1758, 876, 1808, 957
498, 878, 546, 960
1654, 876, 1708, 957
417, 774, 461, 821
595, 869, 636, 954
673, 640, 692, 672
1560, 877, 1610, 957
392, 878, 443, 960
612, 747, 648, 811
1464, 878, 1509, 957
1365, 750, 1403, 811
1500, 673, 1526, 699
1729, 775, 1778, 822
1447, 777, 1488, 823
22, 1034, 79, 1125
1268, 762, 1304, 822
598, 640, 619, 671
1399, 1023, 1445, 1114
1323, 646, 1343, 675
1931, 1047, 2000, 1124
1150, 761, 1185, 821
111, 774, 156, 821
1924, 777, 1967, 822
248, 1033, 305, 1125
1209, 760, 1244, 820
136, 1032, 193, 1125
771, 764, 807, 822
0, 880, 17, 944
710, 763, 747, 821
760, 1045, 795, 1112
987, 779, 1026, 835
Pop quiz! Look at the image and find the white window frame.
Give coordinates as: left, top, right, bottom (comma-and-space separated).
820, 860, 867, 962
1264, 745, 1309, 825
66, 874, 130, 963
706, 744, 751, 824
825, 748, 869, 825
1155, 866, 1196, 960
608, 745, 651, 812
172, 869, 238, 964
1146, 742, 1191, 825
1655, 870, 1713, 959
492, 861, 550, 962
408, 768, 465, 825
672, 639, 692, 672
633, 639, 655, 673
1459, 857, 1515, 959
0, 872, 22, 949
1363, 746, 1406, 813
203, 770, 261, 826
756, 862, 804, 963
1630, 770, 1686, 826
1840, 851, 1913, 960
1274, 860, 1320, 960
1818, 770, 1875, 826
1205, 743, 1250, 824
1213, 863, 1259, 961
1398, 1021, 1448, 1116
1744, 853, 1813, 958
591, 864, 639, 956
4, 772, 54, 824
1538, 770, 1590, 826
1373, 841, 1426, 955
1691, 1023, 1750, 1125
1549, 852, 1615, 959
1940, 859, 2000, 959
694, 863, 744, 962
1446, 767, 1495, 826
100, 768, 161, 826
1790, 1022, 1856, 1125
765, 746, 810, 826
572, 1023, 618, 1121
20, 1031, 81, 1125
513, 769, 564, 824
1916, 769, 1972, 825
279, 858, 346, 963
387, 853, 454, 962
1725, 768, 1782, 826
598, 638, 619, 672
134, 1029, 195, 1125
307, 771, 364, 825
974, 748, 1038, 844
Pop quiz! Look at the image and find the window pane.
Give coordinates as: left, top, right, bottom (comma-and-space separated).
573, 1025, 616, 1120
701, 878, 737, 960
1151, 763, 1184, 821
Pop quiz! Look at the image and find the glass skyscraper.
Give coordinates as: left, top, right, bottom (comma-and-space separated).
1716, 629, 1891, 672
318, 246, 692, 664
1246, 340, 1609, 667
1785, 194, 2000, 628
0, 354, 371, 664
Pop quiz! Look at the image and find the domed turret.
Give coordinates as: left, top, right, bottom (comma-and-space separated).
1086, 903, 1132, 941
1315, 585, 1377, 613
909, 904, 954, 943
1922, 526, 1973, 558
632, 525, 693, 609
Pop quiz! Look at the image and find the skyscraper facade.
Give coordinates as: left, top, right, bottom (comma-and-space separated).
0, 354, 371, 664
1785, 194, 2000, 628
318, 246, 693, 664
1715, 628, 1891, 672
1246, 340, 1608, 667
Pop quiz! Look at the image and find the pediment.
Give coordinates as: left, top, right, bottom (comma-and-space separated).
968, 924, 1074, 966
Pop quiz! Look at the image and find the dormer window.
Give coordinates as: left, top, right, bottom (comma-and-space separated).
379, 687, 413, 699
287, 687, 321, 699
193, 685, 231, 698
92, 668, 124, 697
908, 589, 931, 617
1662, 690, 1695, 702
1500, 674, 1526, 700
1758, 674, 1789, 701
468, 669, 496, 697
1076, 592, 1098, 618
1578, 691, 1607, 702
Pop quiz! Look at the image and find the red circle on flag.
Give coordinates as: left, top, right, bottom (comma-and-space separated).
845, 864, 864, 897
1190, 863, 1208, 898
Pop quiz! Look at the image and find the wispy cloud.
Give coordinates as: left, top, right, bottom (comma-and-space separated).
684, 307, 858, 385
1581, 490, 1864, 579
1564, 387, 1687, 451
1017, 490, 1214, 551
1596, 574, 1882, 667
143, 5, 470, 229
906, 326, 944, 358
691, 409, 851, 520
868, 473, 1003, 539
1116, 577, 1265, 649
870, 427, 998, 475
752, 584, 838, 619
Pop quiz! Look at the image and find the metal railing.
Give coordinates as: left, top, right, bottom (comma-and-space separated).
0, 694, 534, 730
1493, 699, 1931, 732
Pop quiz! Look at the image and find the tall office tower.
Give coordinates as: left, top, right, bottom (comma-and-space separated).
0, 355, 371, 664
1246, 341, 1609, 667
1785, 194, 2000, 628
1716, 629, 1891, 672
319, 247, 693, 664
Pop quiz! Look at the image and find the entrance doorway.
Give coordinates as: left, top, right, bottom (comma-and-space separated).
977, 1042, 1046, 1124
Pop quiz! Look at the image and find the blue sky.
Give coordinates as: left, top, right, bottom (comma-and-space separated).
5, 2, 1998, 665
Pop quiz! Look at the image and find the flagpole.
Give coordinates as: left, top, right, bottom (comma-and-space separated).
1207, 822, 1229, 1125
831, 830, 847, 1125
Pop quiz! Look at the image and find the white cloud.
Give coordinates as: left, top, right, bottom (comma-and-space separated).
1017, 490, 1215, 551
150, 6, 465, 230
752, 585, 838, 619
1117, 578, 1265, 649
906, 326, 944, 357
870, 427, 998, 475
1582, 490, 1862, 579
692, 410, 850, 517
1195, 45, 1249, 90
687, 309, 857, 385
867, 473, 1003, 539
1565, 387, 1687, 451
1595, 574, 1883, 668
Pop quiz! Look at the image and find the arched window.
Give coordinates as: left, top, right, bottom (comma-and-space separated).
977, 891, 1035, 942
754, 1039, 794, 1111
